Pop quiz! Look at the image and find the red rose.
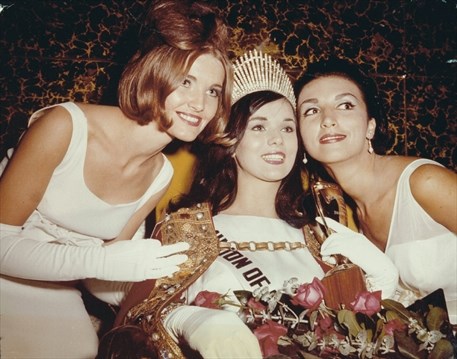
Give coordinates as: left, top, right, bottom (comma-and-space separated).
291, 277, 326, 311
254, 320, 287, 357
194, 291, 223, 309
318, 314, 333, 331
247, 297, 266, 313
350, 290, 382, 316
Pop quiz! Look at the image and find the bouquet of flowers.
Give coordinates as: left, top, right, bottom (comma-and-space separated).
194, 278, 456, 359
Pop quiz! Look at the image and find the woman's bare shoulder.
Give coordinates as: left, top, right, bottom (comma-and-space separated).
76, 102, 121, 117
27, 105, 73, 144
410, 161, 455, 189
376, 155, 420, 182
409, 160, 456, 231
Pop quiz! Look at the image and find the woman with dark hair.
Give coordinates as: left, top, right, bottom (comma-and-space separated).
168, 90, 307, 229
109, 51, 398, 359
0, 1, 233, 357
295, 58, 457, 323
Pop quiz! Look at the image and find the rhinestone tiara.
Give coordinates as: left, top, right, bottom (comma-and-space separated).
231, 49, 296, 109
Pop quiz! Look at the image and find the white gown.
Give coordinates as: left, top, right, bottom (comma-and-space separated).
184, 214, 325, 308
385, 159, 457, 323
0, 102, 173, 358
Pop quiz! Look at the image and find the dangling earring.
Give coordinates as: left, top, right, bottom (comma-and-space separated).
367, 139, 374, 154
302, 152, 308, 164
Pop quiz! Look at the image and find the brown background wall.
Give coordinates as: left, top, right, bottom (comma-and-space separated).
1, 0, 456, 170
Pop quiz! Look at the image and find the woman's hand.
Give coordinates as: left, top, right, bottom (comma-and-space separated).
317, 217, 399, 298
165, 305, 262, 358
0, 223, 189, 282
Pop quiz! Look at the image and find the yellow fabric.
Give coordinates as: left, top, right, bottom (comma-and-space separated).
156, 146, 196, 221
347, 206, 356, 231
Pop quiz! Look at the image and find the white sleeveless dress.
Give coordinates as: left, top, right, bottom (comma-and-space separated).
386, 159, 457, 323
0, 102, 173, 358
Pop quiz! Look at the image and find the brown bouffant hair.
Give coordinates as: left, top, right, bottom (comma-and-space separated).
118, 0, 233, 144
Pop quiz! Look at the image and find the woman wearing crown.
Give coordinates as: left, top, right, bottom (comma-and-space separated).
98, 50, 399, 359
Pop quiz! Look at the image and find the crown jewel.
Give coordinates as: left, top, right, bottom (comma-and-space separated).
232, 49, 296, 109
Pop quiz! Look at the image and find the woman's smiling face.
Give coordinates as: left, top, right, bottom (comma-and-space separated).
297, 75, 375, 164
235, 97, 298, 184
164, 53, 225, 142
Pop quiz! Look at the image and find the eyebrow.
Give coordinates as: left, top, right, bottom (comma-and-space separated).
248, 116, 297, 123
298, 92, 358, 107
335, 92, 358, 100
186, 74, 223, 89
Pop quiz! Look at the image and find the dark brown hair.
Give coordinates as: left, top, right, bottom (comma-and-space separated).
170, 91, 310, 228
294, 57, 389, 154
118, 0, 233, 144
96, 325, 156, 359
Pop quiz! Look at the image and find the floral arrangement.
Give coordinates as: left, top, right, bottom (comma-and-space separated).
194, 278, 456, 359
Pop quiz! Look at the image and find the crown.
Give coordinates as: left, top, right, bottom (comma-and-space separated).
231, 49, 296, 109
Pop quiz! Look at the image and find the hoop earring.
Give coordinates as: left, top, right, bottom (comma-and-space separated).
367, 139, 374, 154
302, 152, 308, 164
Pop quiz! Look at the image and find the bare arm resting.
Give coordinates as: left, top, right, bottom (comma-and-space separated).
410, 164, 457, 234
0, 106, 72, 226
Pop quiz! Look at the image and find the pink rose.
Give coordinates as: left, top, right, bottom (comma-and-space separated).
384, 318, 407, 336
254, 320, 287, 357
291, 277, 326, 311
247, 297, 266, 313
349, 290, 382, 316
194, 291, 223, 309
314, 314, 334, 339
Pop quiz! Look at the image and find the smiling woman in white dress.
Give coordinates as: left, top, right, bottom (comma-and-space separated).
295, 57, 457, 323
0, 1, 233, 357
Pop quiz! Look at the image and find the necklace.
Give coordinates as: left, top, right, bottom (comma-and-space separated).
219, 240, 307, 252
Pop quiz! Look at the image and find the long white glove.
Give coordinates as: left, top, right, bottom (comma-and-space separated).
164, 305, 262, 359
317, 217, 399, 299
0, 223, 189, 282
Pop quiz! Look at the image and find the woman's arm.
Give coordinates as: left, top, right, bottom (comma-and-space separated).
0, 106, 72, 225
1, 108, 188, 282
410, 164, 457, 233
164, 305, 262, 358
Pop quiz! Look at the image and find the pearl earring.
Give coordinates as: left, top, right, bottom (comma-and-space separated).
302, 152, 308, 164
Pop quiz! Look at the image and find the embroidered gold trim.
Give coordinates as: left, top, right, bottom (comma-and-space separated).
123, 203, 220, 359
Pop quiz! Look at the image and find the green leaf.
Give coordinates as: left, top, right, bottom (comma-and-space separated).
309, 310, 318, 330
429, 338, 454, 359
385, 309, 401, 322
233, 290, 252, 304
381, 299, 414, 321
426, 306, 448, 331
337, 309, 363, 337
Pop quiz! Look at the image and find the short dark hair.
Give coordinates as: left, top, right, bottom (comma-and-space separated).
295, 57, 389, 153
